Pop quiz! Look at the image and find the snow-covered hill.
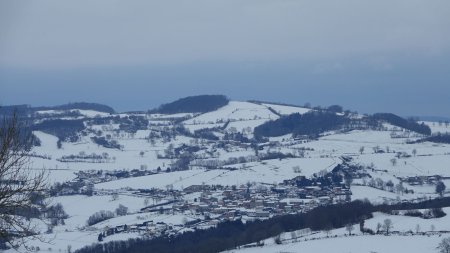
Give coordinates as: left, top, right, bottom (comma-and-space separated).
5, 99, 450, 253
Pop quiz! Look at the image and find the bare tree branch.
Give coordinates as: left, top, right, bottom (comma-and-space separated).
0, 111, 48, 249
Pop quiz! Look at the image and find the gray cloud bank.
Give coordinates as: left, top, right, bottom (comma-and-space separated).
1, 0, 449, 117
1, 0, 449, 68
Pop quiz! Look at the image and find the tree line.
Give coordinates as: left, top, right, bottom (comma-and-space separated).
371, 113, 431, 135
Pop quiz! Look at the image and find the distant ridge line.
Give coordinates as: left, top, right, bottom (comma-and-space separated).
247, 100, 308, 109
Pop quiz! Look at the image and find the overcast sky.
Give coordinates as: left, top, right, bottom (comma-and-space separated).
1, 0, 450, 117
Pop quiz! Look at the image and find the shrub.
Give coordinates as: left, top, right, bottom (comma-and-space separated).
87, 210, 115, 226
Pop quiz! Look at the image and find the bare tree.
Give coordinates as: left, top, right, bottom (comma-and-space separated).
292, 166, 301, 174
436, 181, 446, 197
111, 192, 119, 201
395, 182, 404, 195
372, 146, 380, 153
0, 112, 48, 247
438, 237, 450, 253
390, 158, 397, 166
382, 218, 393, 235
290, 231, 297, 242
115, 204, 128, 216
415, 224, 421, 234
386, 180, 394, 192
324, 226, 332, 237
345, 223, 354, 235
144, 197, 150, 206
376, 222, 382, 233
85, 183, 94, 196
359, 146, 365, 154
344, 173, 353, 188
273, 235, 282, 245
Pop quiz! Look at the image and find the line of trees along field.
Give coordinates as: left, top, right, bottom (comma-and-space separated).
419, 133, 450, 144
254, 111, 349, 138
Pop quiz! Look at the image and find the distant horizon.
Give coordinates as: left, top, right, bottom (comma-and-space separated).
2, 95, 450, 122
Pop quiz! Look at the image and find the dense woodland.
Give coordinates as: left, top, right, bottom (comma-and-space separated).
151, 95, 229, 114
371, 113, 431, 135
33, 119, 85, 142
254, 110, 432, 138
254, 111, 349, 138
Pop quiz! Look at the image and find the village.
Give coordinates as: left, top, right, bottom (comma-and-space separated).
84, 159, 355, 242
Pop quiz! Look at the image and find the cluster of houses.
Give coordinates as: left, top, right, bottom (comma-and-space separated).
91, 158, 363, 242
97, 186, 351, 241
98, 220, 175, 241
175, 176, 351, 219
95, 167, 354, 241
76, 168, 159, 184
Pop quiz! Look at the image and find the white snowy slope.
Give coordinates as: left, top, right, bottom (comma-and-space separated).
6, 100, 450, 252
224, 208, 450, 253
183, 101, 280, 132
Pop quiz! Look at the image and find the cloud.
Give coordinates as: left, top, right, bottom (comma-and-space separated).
1, 0, 450, 118
1, 0, 450, 68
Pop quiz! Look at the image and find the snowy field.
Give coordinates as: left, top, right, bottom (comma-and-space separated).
421, 121, 450, 134
96, 157, 336, 190
224, 235, 443, 253
8, 101, 450, 253
225, 208, 450, 253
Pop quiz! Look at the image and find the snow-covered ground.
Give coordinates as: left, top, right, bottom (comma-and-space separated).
96, 157, 336, 191
49, 195, 148, 229
7, 101, 450, 252
184, 101, 278, 124
225, 208, 450, 253
224, 234, 443, 253
182, 101, 279, 133
421, 121, 450, 134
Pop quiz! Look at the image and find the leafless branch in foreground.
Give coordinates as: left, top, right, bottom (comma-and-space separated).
0, 111, 48, 249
